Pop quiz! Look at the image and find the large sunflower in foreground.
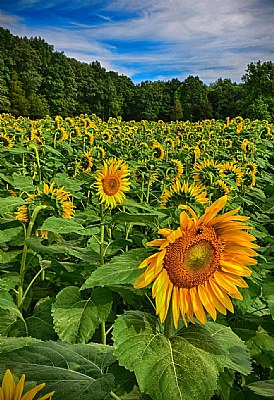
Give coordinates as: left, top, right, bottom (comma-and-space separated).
95, 158, 130, 208
0, 368, 54, 399
134, 196, 258, 328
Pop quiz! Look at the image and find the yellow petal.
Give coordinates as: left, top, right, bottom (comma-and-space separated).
1, 369, 15, 400
205, 281, 227, 315
198, 284, 217, 320
209, 278, 234, 313
189, 287, 207, 324
37, 391, 55, 400
0, 388, 5, 400
200, 196, 227, 225
13, 374, 25, 400
172, 286, 180, 329
21, 383, 46, 400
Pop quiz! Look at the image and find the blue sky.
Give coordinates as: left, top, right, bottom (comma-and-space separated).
0, 0, 273, 84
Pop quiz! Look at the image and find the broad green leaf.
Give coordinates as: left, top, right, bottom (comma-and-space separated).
113, 311, 225, 400
0, 197, 24, 214
0, 249, 21, 264
248, 380, 274, 397
204, 322, 252, 375
262, 283, 274, 319
0, 308, 19, 335
53, 172, 84, 195
0, 226, 23, 244
12, 297, 57, 341
0, 289, 24, 321
0, 341, 116, 400
52, 286, 112, 343
111, 211, 163, 226
246, 326, 274, 368
40, 216, 85, 234
82, 248, 153, 289
11, 173, 35, 191
0, 272, 20, 290
0, 335, 40, 353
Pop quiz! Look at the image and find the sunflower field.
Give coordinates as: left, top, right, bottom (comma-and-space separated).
0, 113, 274, 400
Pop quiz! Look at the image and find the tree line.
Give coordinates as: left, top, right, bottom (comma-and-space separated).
0, 27, 273, 121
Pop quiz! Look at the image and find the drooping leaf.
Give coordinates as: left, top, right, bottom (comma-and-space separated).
11, 173, 35, 191
0, 335, 40, 353
204, 321, 252, 375
113, 311, 225, 400
40, 216, 85, 234
0, 197, 24, 214
0, 226, 23, 244
248, 380, 274, 397
0, 341, 116, 400
52, 286, 112, 343
0, 289, 24, 321
82, 248, 153, 290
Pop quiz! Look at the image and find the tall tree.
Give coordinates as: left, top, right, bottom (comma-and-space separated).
179, 76, 212, 121
208, 78, 243, 119
240, 61, 274, 121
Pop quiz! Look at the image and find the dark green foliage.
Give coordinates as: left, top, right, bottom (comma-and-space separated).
0, 27, 273, 121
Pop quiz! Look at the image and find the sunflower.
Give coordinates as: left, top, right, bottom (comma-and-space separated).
78, 150, 94, 173
219, 162, 243, 187
193, 160, 222, 187
95, 158, 130, 208
134, 196, 258, 328
0, 368, 54, 400
151, 141, 165, 161
161, 180, 209, 208
0, 132, 13, 148
16, 183, 75, 221
15, 205, 29, 223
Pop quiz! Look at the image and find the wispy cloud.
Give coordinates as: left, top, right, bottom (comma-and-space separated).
0, 0, 273, 84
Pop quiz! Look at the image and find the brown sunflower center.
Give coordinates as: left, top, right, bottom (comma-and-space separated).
103, 175, 120, 196
164, 226, 223, 289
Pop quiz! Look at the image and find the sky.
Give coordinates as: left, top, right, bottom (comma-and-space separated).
0, 0, 273, 85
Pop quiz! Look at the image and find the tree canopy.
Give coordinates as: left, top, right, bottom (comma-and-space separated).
0, 27, 273, 121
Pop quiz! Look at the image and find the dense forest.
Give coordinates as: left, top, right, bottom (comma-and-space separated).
0, 27, 273, 121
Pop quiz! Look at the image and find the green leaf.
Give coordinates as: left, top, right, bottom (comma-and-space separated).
0, 249, 21, 264
0, 197, 24, 214
24, 297, 57, 340
52, 286, 112, 344
0, 341, 116, 400
82, 248, 153, 290
111, 211, 163, 226
113, 311, 225, 400
40, 216, 85, 234
248, 381, 274, 397
11, 173, 35, 191
0, 335, 40, 353
0, 289, 24, 321
0, 272, 20, 290
0, 226, 23, 244
262, 283, 274, 319
0, 308, 19, 335
204, 322, 252, 375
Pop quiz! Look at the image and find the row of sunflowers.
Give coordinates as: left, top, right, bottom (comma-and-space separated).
0, 113, 274, 400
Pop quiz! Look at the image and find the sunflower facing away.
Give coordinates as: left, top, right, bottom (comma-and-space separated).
95, 158, 130, 208
134, 196, 258, 328
0, 369, 54, 400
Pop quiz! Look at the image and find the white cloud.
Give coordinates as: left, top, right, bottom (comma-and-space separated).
0, 0, 273, 84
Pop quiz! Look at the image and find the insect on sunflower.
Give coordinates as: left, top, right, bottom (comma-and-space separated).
0, 368, 55, 399
95, 158, 130, 208
134, 196, 259, 328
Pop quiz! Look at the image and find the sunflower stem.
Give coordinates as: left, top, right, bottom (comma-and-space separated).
99, 203, 105, 266
17, 205, 47, 310
163, 305, 173, 339
110, 391, 122, 400
99, 203, 107, 345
